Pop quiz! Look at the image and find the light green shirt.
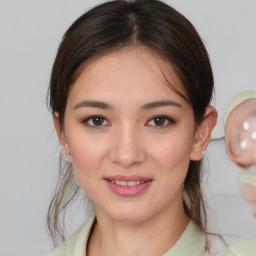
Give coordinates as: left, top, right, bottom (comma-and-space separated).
47, 214, 256, 256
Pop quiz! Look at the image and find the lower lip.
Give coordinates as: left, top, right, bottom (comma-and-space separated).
105, 180, 152, 196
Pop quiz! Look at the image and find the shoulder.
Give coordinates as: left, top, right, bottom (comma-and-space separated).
220, 239, 256, 256
46, 214, 96, 256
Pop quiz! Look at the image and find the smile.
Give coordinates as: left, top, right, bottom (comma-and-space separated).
104, 176, 153, 196
110, 180, 144, 186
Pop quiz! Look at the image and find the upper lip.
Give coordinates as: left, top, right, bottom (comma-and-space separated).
104, 175, 152, 182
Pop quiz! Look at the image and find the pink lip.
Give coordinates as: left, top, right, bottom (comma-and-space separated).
104, 175, 152, 182
104, 175, 153, 197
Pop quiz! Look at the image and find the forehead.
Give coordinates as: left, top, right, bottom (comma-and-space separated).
69, 46, 188, 106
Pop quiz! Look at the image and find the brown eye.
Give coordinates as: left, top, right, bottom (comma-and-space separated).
82, 115, 109, 128
92, 117, 104, 126
153, 117, 165, 126
146, 115, 175, 128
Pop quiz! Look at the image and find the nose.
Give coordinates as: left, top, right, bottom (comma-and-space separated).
109, 125, 146, 168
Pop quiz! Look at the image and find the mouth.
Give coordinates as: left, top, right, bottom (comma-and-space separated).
104, 175, 153, 196
109, 180, 147, 186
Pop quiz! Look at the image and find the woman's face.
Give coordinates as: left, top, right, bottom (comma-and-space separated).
60, 47, 200, 223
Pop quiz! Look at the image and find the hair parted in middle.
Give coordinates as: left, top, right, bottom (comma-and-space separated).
47, 0, 214, 245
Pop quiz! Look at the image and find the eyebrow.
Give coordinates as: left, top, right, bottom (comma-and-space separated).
74, 100, 114, 110
141, 100, 182, 110
73, 100, 182, 110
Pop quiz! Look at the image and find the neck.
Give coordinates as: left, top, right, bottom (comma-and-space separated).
87, 205, 189, 256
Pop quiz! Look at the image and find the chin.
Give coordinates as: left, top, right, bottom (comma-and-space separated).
97, 202, 155, 224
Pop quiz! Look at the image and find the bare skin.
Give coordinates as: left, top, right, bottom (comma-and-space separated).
88, 187, 189, 256
54, 46, 217, 256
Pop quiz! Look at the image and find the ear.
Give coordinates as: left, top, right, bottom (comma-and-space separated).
53, 112, 72, 162
190, 107, 217, 161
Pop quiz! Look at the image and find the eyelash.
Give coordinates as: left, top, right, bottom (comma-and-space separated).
82, 115, 109, 129
81, 115, 175, 129
146, 115, 175, 129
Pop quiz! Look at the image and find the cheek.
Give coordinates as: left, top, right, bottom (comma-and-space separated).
71, 141, 103, 165
148, 131, 194, 193
67, 131, 108, 179
67, 135, 108, 198
149, 132, 194, 169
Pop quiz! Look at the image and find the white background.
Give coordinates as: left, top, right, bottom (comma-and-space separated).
0, 0, 255, 255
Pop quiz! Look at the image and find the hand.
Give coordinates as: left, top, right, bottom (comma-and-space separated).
225, 98, 256, 216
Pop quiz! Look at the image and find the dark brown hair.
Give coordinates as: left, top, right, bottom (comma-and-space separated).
47, 0, 214, 246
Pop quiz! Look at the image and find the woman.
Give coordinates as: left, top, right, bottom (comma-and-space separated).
46, 0, 255, 255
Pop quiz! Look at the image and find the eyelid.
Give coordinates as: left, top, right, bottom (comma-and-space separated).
81, 115, 175, 129
81, 115, 110, 129
145, 115, 175, 128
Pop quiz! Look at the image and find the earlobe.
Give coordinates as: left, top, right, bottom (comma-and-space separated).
190, 107, 217, 161
53, 112, 72, 162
